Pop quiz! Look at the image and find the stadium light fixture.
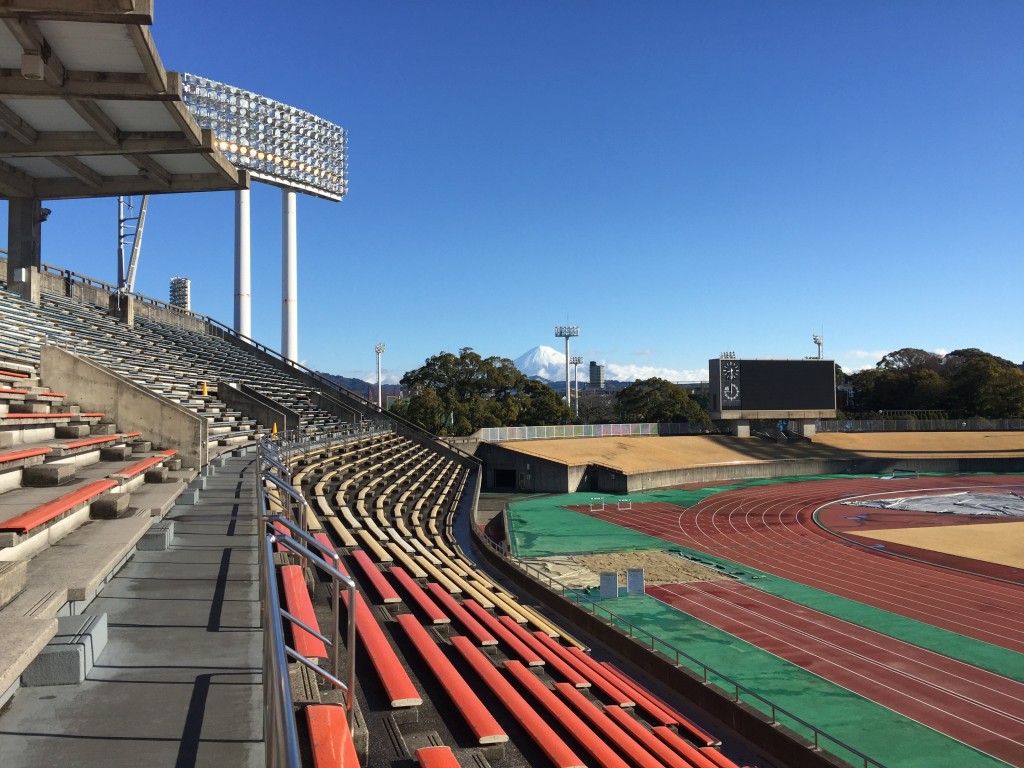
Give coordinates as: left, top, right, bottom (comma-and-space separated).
555, 326, 579, 412
181, 73, 348, 202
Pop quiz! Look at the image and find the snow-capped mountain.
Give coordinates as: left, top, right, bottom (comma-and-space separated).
514, 345, 566, 381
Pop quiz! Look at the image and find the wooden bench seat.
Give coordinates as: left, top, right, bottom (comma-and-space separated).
396, 613, 507, 745
450, 636, 584, 768
0, 478, 117, 537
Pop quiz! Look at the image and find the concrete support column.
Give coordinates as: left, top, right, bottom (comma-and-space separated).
234, 188, 251, 338
798, 419, 817, 439
281, 189, 298, 363
7, 198, 43, 304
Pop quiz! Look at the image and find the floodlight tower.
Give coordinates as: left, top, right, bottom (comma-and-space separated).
375, 343, 385, 411
554, 326, 579, 411
813, 334, 823, 360
569, 355, 583, 417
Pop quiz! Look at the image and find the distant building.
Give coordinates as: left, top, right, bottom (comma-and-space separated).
589, 360, 605, 389
169, 277, 190, 310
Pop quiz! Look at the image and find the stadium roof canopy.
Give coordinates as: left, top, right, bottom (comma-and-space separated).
0, 0, 246, 200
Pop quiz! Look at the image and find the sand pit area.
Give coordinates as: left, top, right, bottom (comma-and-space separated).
848, 519, 1024, 569
521, 550, 725, 589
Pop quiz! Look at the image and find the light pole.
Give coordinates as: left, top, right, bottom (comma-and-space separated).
375, 343, 385, 411
554, 326, 579, 412
812, 334, 823, 360
569, 356, 583, 417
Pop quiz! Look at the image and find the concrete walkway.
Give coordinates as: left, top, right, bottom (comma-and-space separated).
0, 452, 264, 767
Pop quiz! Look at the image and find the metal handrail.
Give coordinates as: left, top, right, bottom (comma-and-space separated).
476, 529, 886, 768
257, 437, 359, 768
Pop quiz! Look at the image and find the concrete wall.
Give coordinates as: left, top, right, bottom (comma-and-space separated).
477, 440, 1024, 494
40, 346, 207, 468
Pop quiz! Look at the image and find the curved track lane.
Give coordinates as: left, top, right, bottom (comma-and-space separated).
586, 476, 1024, 654
647, 580, 1024, 765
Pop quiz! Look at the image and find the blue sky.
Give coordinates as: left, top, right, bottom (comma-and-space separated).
7, 2, 1023, 383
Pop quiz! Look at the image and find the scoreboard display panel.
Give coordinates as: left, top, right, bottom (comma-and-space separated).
710, 358, 836, 415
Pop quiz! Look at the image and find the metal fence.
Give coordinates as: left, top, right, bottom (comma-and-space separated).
479, 422, 713, 442
477, 527, 886, 768
817, 418, 1024, 433
256, 437, 358, 768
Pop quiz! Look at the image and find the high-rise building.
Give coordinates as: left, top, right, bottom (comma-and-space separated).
170, 277, 191, 310
589, 360, 605, 389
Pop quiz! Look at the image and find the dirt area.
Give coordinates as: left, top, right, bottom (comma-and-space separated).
497, 433, 1024, 474
848, 519, 1024, 569
521, 550, 725, 589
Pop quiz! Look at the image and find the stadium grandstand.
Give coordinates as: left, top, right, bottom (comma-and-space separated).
2, 5, 1024, 768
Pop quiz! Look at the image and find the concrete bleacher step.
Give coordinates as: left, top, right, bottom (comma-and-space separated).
21, 613, 108, 687
0, 560, 27, 610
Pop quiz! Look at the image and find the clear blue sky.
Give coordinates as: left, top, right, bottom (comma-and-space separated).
7, 2, 1023, 383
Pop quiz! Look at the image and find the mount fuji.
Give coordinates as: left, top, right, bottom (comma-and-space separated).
513, 345, 567, 381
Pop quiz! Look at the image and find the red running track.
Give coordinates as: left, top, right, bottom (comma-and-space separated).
580, 476, 1024, 654
647, 579, 1024, 765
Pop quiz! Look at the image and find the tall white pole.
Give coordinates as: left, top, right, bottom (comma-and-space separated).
564, 336, 571, 412
282, 189, 298, 363
234, 188, 251, 338
375, 343, 385, 411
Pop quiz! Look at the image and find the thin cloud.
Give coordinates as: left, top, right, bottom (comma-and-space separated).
604, 363, 708, 383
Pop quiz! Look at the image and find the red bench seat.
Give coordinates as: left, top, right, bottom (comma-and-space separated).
112, 450, 177, 482
0, 479, 117, 535
351, 549, 400, 604
396, 613, 507, 745
416, 746, 461, 768
280, 564, 328, 661
450, 636, 584, 768
0, 446, 52, 466
305, 704, 359, 768
341, 587, 422, 707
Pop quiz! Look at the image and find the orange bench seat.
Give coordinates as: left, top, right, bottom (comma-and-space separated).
280, 564, 328, 660
305, 704, 359, 768
0, 446, 52, 465
397, 613, 507, 745
113, 450, 177, 481
416, 746, 461, 768
341, 587, 422, 707
0, 479, 117, 535
451, 637, 584, 768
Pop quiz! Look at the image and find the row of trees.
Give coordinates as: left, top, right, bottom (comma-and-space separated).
847, 348, 1024, 419
387, 346, 1024, 436
389, 348, 708, 436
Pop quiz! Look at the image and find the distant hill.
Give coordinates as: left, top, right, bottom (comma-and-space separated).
316, 372, 402, 399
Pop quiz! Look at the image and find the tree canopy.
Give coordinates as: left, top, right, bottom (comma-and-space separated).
392, 348, 571, 436
849, 347, 1024, 418
616, 377, 710, 424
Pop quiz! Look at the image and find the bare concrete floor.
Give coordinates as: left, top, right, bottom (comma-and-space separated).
0, 452, 263, 768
